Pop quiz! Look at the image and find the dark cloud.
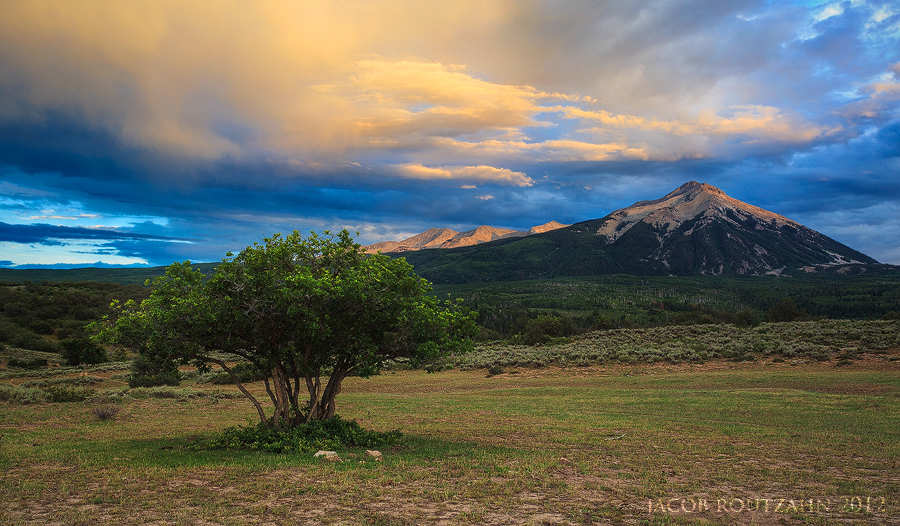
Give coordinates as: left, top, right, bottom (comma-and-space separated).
0, 221, 188, 245
0, 0, 898, 265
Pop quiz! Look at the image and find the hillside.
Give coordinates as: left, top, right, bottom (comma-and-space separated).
363, 221, 569, 254
398, 181, 880, 283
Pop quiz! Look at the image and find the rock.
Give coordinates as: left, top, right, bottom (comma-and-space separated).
314, 450, 339, 461
366, 450, 383, 461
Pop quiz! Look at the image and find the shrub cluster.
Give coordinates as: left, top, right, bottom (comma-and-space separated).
0, 384, 49, 404
0, 281, 149, 354
128, 355, 181, 388
6, 357, 49, 369
59, 338, 108, 366
197, 362, 267, 385
447, 319, 900, 369
201, 416, 402, 454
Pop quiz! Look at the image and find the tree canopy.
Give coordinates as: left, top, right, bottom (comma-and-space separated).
95, 230, 476, 428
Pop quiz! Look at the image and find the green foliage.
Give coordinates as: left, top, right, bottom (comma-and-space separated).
508, 313, 577, 345
0, 280, 150, 355
21, 376, 103, 388
60, 338, 109, 366
766, 297, 807, 322
201, 416, 402, 454
203, 362, 266, 385
448, 319, 900, 369
0, 383, 94, 403
42, 385, 96, 403
6, 357, 49, 369
96, 230, 477, 428
0, 384, 49, 404
128, 354, 181, 388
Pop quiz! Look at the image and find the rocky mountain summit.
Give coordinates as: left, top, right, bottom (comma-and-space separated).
363, 221, 568, 254
393, 181, 879, 283
584, 181, 877, 275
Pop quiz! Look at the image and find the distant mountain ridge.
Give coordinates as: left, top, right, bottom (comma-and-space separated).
364, 221, 569, 253
396, 181, 880, 283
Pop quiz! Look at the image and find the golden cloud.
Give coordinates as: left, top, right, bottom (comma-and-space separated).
394, 164, 534, 187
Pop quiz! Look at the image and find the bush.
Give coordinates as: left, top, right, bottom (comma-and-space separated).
767, 298, 806, 323
208, 362, 266, 385
60, 338, 108, 366
43, 385, 96, 403
509, 313, 578, 346
0, 385, 49, 404
126, 386, 195, 399
201, 416, 402, 454
7, 358, 48, 369
92, 404, 121, 421
10, 334, 59, 354
128, 355, 181, 388
734, 310, 761, 327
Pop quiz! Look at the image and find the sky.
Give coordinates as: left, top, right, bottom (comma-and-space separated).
0, 0, 898, 268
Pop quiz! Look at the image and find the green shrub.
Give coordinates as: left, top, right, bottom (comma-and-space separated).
6, 358, 48, 369
209, 362, 266, 385
10, 334, 59, 354
60, 338, 108, 366
43, 385, 96, 403
734, 310, 761, 327
0, 385, 49, 404
509, 313, 577, 346
128, 355, 180, 388
30, 320, 55, 335
201, 416, 401, 454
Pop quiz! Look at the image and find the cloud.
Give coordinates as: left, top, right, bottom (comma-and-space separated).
0, 0, 898, 265
394, 163, 533, 187
0, 221, 188, 245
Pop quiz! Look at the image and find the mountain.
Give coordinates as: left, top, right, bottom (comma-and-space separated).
363, 221, 569, 253
396, 181, 879, 283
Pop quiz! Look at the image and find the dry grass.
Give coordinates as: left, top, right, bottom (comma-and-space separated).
1, 353, 899, 525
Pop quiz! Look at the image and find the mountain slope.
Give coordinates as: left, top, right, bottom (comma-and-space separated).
363, 222, 569, 253
397, 181, 878, 283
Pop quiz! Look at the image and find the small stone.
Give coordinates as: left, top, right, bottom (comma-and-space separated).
314, 450, 339, 460
366, 450, 383, 461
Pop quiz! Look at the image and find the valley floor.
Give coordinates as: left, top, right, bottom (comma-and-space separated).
2, 355, 899, 525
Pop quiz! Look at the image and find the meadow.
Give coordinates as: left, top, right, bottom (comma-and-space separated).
2, 333, 898, 525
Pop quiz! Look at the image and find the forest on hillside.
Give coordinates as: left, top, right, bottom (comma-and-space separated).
2, 271, 899, 363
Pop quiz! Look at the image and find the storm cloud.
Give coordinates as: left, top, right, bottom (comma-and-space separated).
0, 0, 897, 266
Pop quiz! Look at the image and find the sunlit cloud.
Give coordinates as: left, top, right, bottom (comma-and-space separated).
394, 163, 533, 187
0, 0, 898, 265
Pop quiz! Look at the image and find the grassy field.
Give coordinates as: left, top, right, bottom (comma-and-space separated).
2, 351, 899, 525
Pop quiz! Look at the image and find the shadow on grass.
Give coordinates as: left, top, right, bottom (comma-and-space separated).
66, 431, 517, 471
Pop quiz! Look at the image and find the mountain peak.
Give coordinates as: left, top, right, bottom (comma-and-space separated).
664, 181, 727, 200
363, 221, 569, 253
597, 181, 792, 244
396, 181, 878, 282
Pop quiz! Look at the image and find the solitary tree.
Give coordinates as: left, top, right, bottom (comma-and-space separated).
95, 230, 476, 428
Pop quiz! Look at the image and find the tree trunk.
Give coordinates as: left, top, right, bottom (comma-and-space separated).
208, 358, 269, 427
315, 366, 349, 420
271, 367, 292, 429
304, 374, 321, 422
